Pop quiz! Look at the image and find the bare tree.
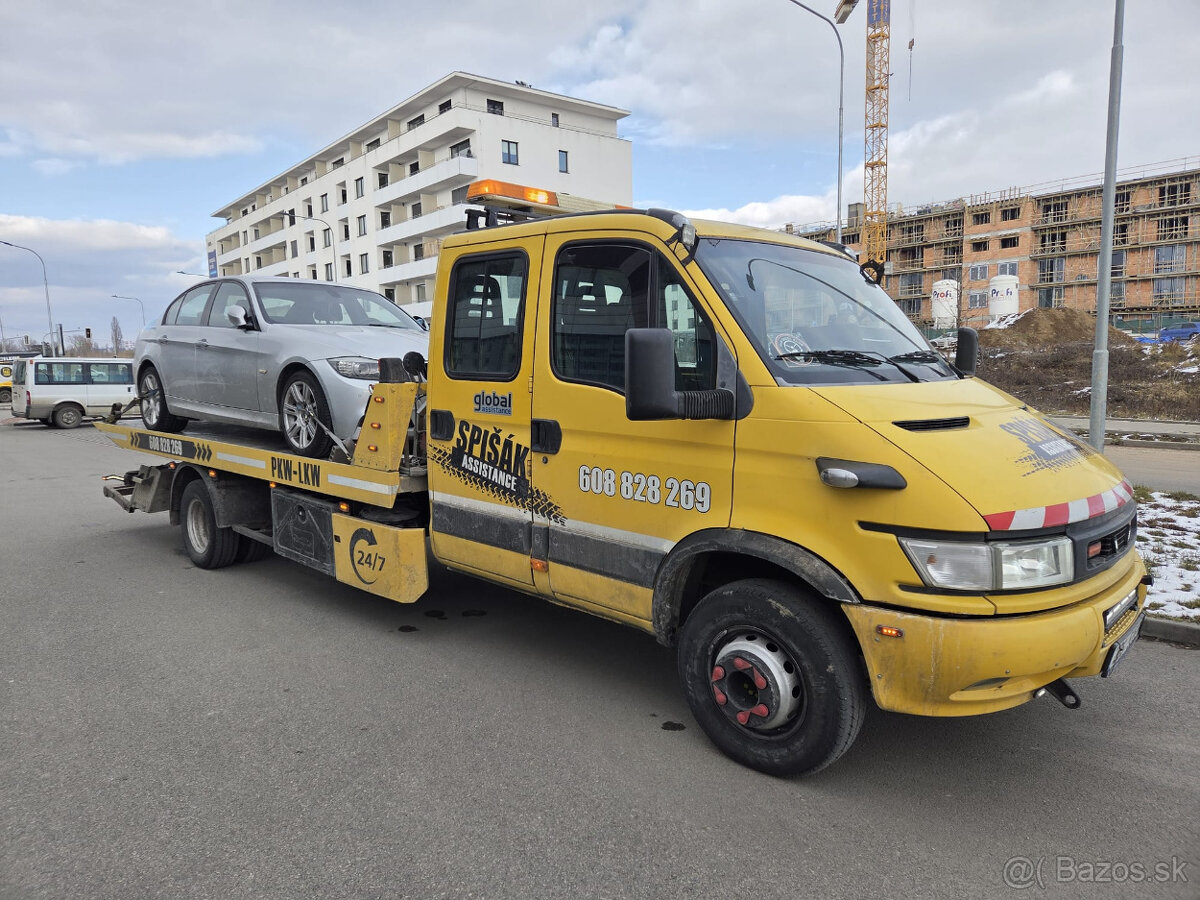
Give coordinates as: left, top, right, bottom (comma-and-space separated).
111, 316, 124, 354
68, 334, 97, 356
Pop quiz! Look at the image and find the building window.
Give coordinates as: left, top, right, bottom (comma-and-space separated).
998, 261, 1018, 277
968, 263, 988, 281
899, 273, 923, 297
324, 263, 334, 281
1157, 215, 1189, 241
1041, 200, 1068, 223
407, 114, 425, 131
439, 99, 452, 114
972, 211, 991, 226
354, 215, 365, 236
971, 240, 989, 252
451, 185, 469, 204
382, 249, 394, 268
1110, 249, 1126, 278
551, 113, 560, 127
1001, 206, 1020, 222
253, 227, 260, 240
254, 255, 262, 269
1113, 222, 1129, 247
323, 229, 332, 248
416, 283, 427, 302
450, 139, 471, 158
1154, 244, 1186, 274
320, 193, 329, 212
341, 222, 350, 241
1037, 287, 1064, 308
1039, 230, 1067, 253
355, 177, 365, 199
309, 266, 317, 280
305, 201, 313, 217
1000, 235, 1019, 249
359, 253, 369, 274
300, 176, 308, 186
968, 291, 987, 309
940, 268, 959, 283
1152, 277, 1185, 303
409, 161, 420, 176
502, 140, 519, 165
365, 138, 380, 151
290, 240, 298, 258
898, 297, 921, 315
308, 234, 316, 252
286, 208, 296, 226
378, 172, 389, 189
380, 211, 391, 229
900, 222, 925, 243
331, 157, 344, 168
344, 259, 353, 278
1159, 182, 1191, 207
384, 288, 396, 302
1038, 257, 1065, 284
339, 186, 348, 204
1110, 281, 1126, 305
487, 99, 504, 115
411, 202, 422, 219
1115, 190, 1131, 214
413, 243, 425, 261
843, 232, 859, 244
558, 150, 569, 173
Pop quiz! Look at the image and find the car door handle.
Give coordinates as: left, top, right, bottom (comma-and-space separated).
196, 339, 209, 349
531, 419, 562, 454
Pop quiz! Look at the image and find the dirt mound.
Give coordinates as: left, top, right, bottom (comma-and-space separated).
975, 308, 1200, 420
980, 308, 1138, 351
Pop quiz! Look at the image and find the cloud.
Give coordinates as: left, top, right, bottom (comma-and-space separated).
31, 158, 83, 176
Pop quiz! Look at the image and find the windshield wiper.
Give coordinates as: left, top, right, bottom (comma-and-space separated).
773, 349, 890, 381
888, 349, 943, 363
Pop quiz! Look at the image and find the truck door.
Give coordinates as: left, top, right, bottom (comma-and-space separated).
531, 236, 735, 625
426, 241, 541, 589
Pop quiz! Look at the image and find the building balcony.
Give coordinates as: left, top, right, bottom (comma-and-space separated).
377, 256, 439, 286
376, 203, 467, 245
373, 155, 479, 208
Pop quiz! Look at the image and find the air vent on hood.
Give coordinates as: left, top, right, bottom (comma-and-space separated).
893, 416, 970, 432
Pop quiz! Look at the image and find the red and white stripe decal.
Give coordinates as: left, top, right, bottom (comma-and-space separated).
983, 480, 1133, 531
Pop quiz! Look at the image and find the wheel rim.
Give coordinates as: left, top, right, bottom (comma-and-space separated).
141, 371, 161, 425
60, 408, 80, 426
709, 629, 805, 733
185, 497, 210, 555
282, 380, 319, 449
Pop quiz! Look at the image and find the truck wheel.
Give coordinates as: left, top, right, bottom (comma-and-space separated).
237, 534, 273, 563
279, 370, 333, 458
53, 404, 84, 429
139, 365, 187, 433
677, 578, 865, 776
0, 389, 10, 404
180, 480, 240, 569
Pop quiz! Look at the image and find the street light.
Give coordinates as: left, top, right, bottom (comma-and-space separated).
784, 0, 853, 243
112, 294, 146, 327
281, 213, 338, 282
0, 239, 58, 354
176, 270, 208, 277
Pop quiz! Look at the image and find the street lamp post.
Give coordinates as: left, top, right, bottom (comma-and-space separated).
112, 294, 147, 327
784, 0, 850, 244
282, 213, 338, 282
0, 239, 58, 354
176, 270, 208, 277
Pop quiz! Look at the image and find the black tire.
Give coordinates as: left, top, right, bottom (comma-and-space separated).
40, 418, 56, 427
677, 578, 865, 776
0, 389, 10, 404
53, 404, 84, 429
237, 534, 273, 563
279, 369, 334, 458
180, 479, 240, 569
139, 365, 187, 433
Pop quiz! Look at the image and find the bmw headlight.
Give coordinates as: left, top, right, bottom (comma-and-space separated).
328, 357, 380, 380
899, 536, 1074, 591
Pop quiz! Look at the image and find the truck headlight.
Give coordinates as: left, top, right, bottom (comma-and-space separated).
899, 536, 1073, 591
328, 357, 380, 380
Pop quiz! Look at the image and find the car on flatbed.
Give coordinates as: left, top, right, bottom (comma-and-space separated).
134, 276, 427, 457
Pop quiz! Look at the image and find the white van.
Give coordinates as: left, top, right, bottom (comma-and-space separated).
10, 357, 137, 428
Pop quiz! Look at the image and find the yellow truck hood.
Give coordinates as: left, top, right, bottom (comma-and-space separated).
812, 379, 1132, 531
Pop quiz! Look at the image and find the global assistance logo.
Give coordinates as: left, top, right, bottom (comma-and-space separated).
473, 390, 513, 416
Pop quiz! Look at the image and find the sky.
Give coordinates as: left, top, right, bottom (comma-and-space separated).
1, 0, 1198, 347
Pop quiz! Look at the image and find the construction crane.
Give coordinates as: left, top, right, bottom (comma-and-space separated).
836, 0, 891, 269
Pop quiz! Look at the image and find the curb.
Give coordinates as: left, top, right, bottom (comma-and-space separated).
1113, 438, 1200, 451
1141, 616, 1200, 647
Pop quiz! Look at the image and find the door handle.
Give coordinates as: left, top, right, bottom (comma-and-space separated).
196, 339, 209, 350
531, 419, 562, 454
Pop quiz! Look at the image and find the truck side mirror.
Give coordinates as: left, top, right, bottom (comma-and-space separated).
955, 326, 979, 376
626, 328, 736, 421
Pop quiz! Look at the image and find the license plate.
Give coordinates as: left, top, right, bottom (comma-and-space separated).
1101, 611, 1145, 678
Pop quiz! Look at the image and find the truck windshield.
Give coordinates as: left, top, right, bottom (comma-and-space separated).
694, 238, 956, 384
253, 282, 424, 330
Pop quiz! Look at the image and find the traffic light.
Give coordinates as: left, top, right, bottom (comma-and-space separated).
85, 328, 92, 339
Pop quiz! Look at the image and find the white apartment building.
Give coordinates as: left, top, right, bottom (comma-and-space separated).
206, 72, 632, 306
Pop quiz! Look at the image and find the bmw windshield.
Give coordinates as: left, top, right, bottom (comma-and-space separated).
253, 282, 423, 330
693, 238, 957, 384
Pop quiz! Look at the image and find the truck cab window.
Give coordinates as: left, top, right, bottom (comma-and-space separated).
445, 253, 527, 380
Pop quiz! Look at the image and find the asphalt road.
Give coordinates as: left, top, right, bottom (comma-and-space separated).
1102, 445, 1200, 494
2, 421, 1197, 900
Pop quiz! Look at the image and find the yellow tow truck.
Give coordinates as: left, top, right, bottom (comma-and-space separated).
98, 181, 1149, 775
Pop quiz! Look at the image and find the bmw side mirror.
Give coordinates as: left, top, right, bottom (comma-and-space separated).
226, 305, 252, 329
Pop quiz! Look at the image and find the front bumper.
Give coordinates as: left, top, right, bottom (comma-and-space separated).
843, 553, 1149, 716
